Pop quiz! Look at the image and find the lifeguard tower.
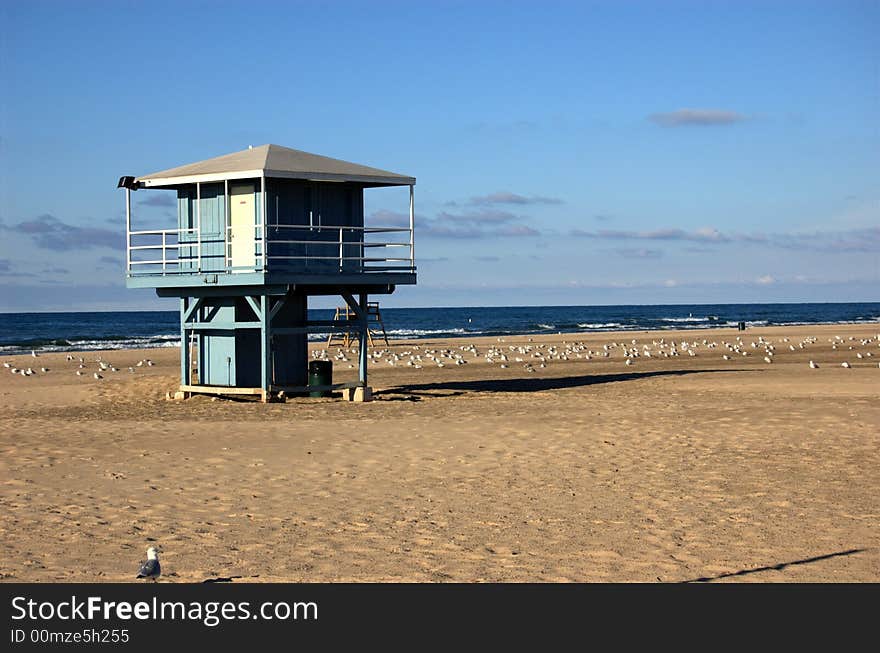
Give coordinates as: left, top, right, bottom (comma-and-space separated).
119, 144, 416, 401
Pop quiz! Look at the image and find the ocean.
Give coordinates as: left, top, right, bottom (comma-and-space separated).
1, 303, 879, 356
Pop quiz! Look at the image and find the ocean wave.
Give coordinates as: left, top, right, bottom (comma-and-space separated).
311, 327, 471, 343
537, 324, 555, 329
722, 320, 769, 327
661, 317, 710, 323
385, 328, 468, 336
577, 322, 623, 329
776, 318, 880, 327
0, 335, 181, 355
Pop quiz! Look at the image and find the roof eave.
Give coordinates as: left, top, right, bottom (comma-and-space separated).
137, 169, 416, 188
265, 169, 415, 186
137, 169, 265, 188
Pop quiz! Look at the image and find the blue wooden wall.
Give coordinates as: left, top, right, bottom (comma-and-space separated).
266, 180, 364, 273
173, 180, 365, 275
177, 182, 262, 273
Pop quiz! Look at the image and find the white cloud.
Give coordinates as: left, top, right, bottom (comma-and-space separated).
648, 108, 749, 127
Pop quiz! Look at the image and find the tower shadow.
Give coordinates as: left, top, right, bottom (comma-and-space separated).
378, 368, 741, 397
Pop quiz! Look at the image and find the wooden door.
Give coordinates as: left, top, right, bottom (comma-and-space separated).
229, 184, 256, 271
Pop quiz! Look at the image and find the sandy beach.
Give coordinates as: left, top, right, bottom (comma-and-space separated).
0, 323, 877, 583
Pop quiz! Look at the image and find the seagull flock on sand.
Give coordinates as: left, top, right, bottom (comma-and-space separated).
306, 332, 880, 373
4, 333, 878, 383
3, 352, 157, 381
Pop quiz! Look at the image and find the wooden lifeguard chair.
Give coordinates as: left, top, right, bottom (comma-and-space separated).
328, 301, 389, 348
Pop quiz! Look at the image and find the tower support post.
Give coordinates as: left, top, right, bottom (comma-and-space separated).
180, 297, 189, 386
260, 294, 271, 401
358, 292, 368, 387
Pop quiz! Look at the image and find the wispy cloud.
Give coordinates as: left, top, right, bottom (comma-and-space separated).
572, 225, 880, 253
0, 259, 35, 278
2, 214, 122, 251
137, 193, 176, 208
495, 224, 540, 237
465, 191, 563, 206
474, 255, 500, 262
573, 227, 729, 243
769, 227, 880, 253
366, 209, 411, 227
436, 209, 518, 224
364, 207, 542, 239
612, 248, 664, 259
421, 214, 539, 238
648, 108, 748, 127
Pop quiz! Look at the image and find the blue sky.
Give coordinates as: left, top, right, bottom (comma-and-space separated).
1, 0, 878, 311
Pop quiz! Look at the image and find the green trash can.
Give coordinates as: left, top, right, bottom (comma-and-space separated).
308, 360, 333, 397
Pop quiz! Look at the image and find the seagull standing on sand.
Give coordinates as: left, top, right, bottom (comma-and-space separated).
136, 546, 161, 582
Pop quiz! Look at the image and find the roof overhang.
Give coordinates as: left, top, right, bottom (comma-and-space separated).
138, 169, 415, 188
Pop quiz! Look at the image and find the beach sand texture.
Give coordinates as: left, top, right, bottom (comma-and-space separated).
1, 324, 878, 582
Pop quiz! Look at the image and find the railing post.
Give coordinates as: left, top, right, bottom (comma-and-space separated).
125, 188, 131, 276
339, 227, 344, 271
409, 184, 415, 271
162, 231, 167, 275
224, 179, 230, 272
196, 182, 202, 272
261, 175, 267, 271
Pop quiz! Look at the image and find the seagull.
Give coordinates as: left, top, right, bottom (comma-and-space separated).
809, 361, 818, 369
764, 356, 772, 364
94, 372, 103, 380
41, 367, 49, 373
31, 350, 38, 358
76, 370, 83, 376
841, 362, 851, 369
136, 546, 161, 582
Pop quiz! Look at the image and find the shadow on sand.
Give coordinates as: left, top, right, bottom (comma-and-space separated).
377, 368, 741, 398
682, 548, 866, 583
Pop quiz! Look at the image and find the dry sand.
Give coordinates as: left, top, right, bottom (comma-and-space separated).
1, 324, 878, 582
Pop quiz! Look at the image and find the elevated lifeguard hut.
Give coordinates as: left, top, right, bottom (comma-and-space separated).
119, 144, 416, 401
